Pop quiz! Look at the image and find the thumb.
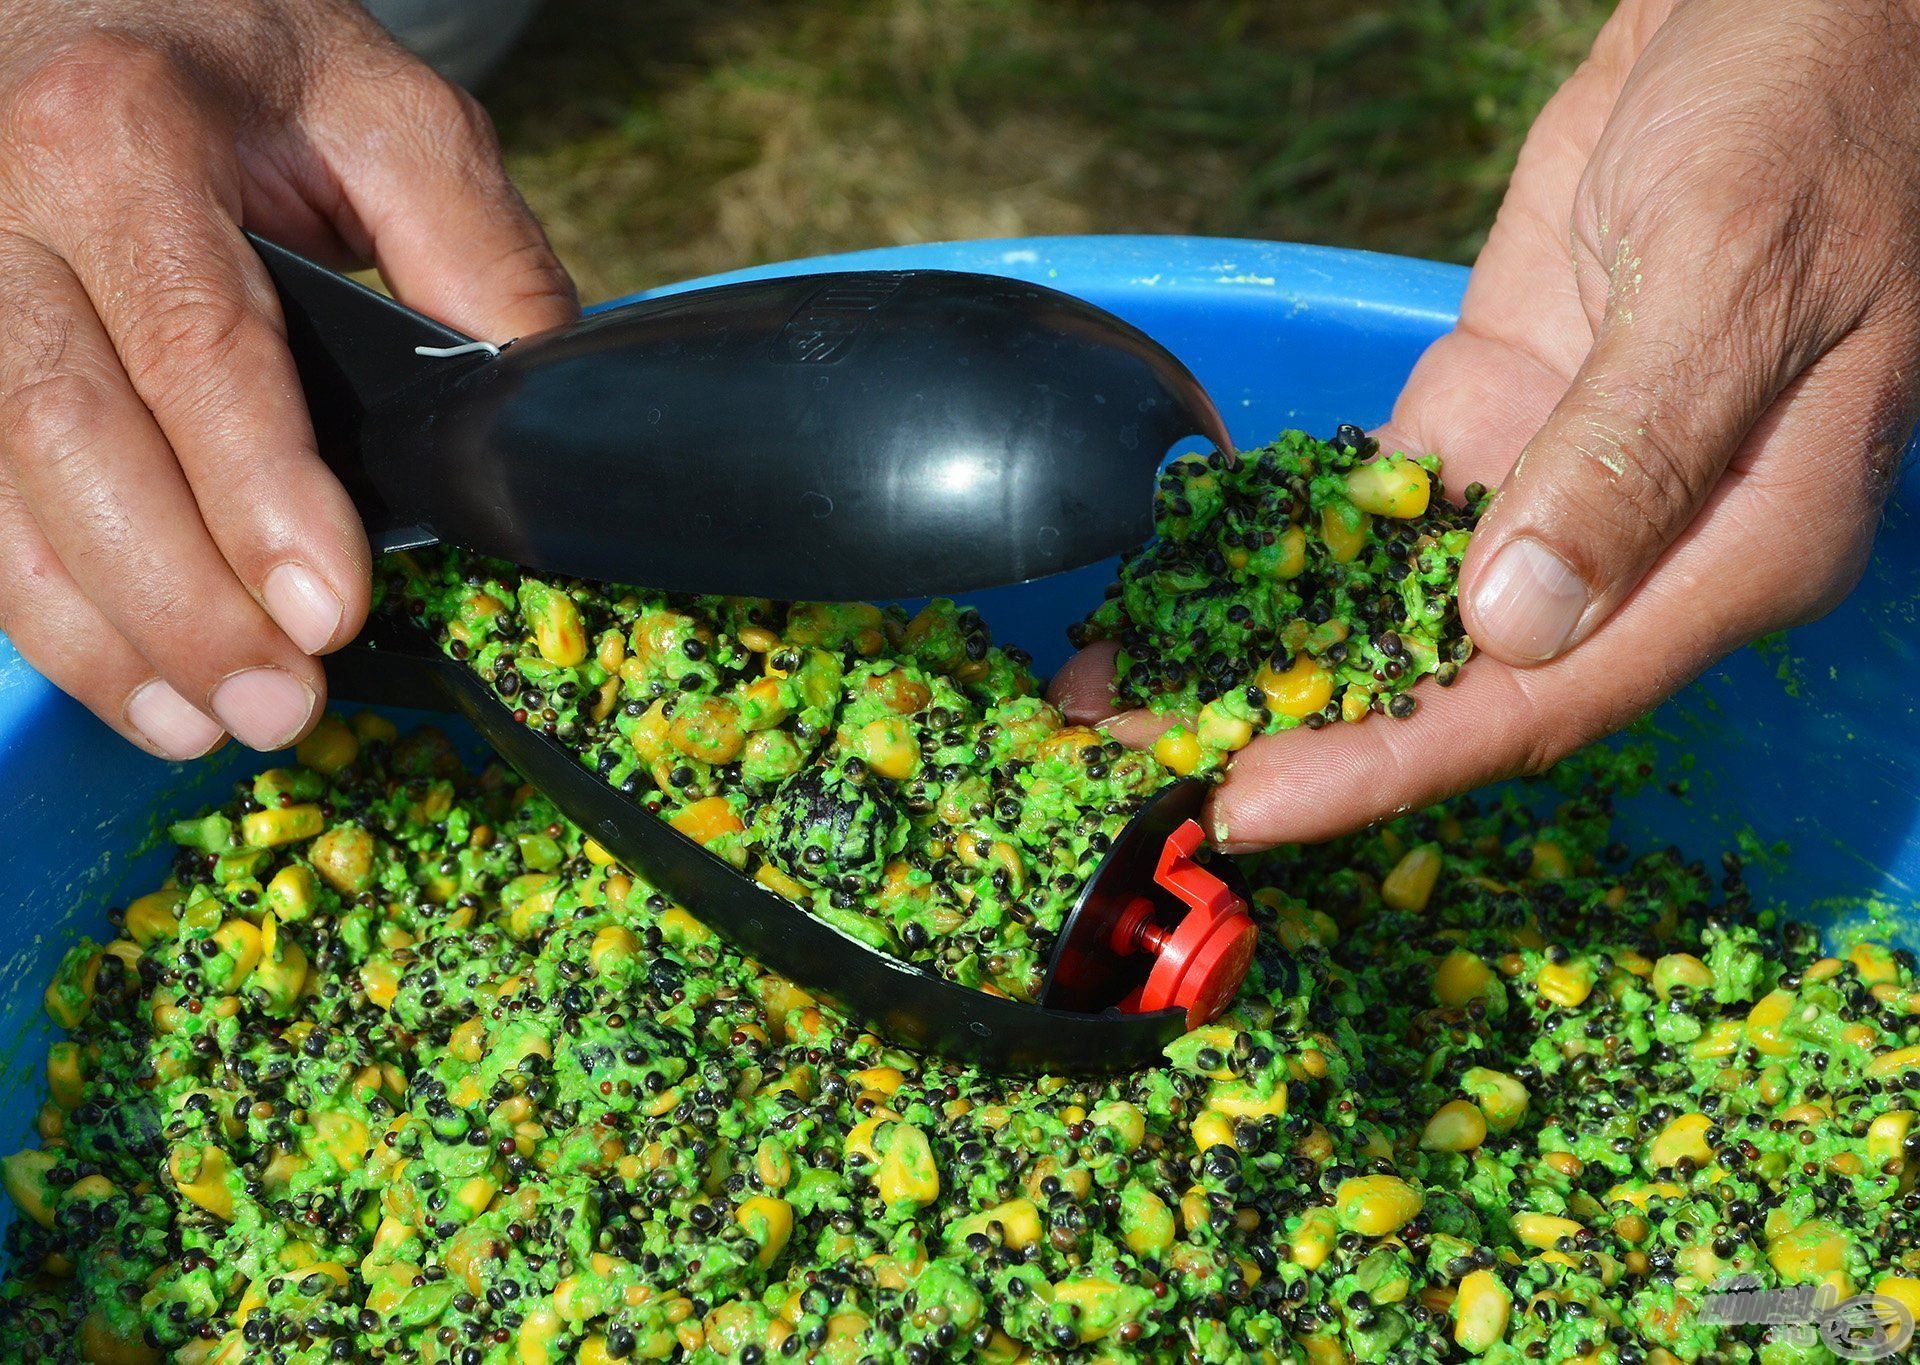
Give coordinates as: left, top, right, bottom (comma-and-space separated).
1460, 297, 1787, 664
311, 58, 579, 340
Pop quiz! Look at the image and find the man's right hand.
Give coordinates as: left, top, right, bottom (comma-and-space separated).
0, 0, 577, 758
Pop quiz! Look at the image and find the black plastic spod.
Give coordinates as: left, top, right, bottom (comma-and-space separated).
255, 234, 1231, 601
264, 230, 1258, 1070
326, 623, 1256, 1073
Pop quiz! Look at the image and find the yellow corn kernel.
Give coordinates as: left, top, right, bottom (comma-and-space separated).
296, 714, 360, 774
1290, 1207, 1340, 1270
1334, 1175, 1423, 1237
1875, 1276, 1920, 1323
1524, 840, 1570, 882
2, 1150, 58, 1229
1648, 1112, 1715, 1171
1205, 1078, 1288, 1121
1120, 1188, 1175, 1256
1152, 727, 1203, 777
1690, 1019, 1744, 1060
1345, 456, 1430, 519
1268, 524, 1308, 579
1320, 504, 1370, 563
168, 1143, 236, 1221
1339, 687, 1370, 724
1382, 844, 1443, 913
360, 957, 401, 1011
1849, 942, 1900, 987
1194, 1110, 1238, 1154
210, 920, 264, 992
1604, 1180, 1684, 1210
1257, 656, 1336, 720
589, 926, 638, 976
525, 583, 588, 666
875, 1122, 940, 1207
1511, 1212, 1584, 1250
252, 914, 307, 1010
46, 1042, 86, 1111
124, 889, 182, 946
1461, 1068, 1529, 1134
1868, 1043, 1920, 1080
1868, 1111, 1914, 1171
856, 717, 921, 780
735, 1195, 794, 1268
1434, 949, 1493, 1006
1195, 702, 1254, 753
668, 797, 744, 848
310, 825, 376, 894
1536, 960, 1595, 1009
1651, 953, 1714, 998
845, 1115, 888, 1167
668, 697, 746, 766
1768, 1219, 1850, 1292
1051, 1277, 1132, 1344
956, 1198, 1041, 1251
754, 1139, 793, 1192
513, 1305, 564, 1365
1092, 1100, 1147, 1152
850, 1067, 906, 1097
755, 863, 808, 902
265, 864, 320, 923
77, 1311, 160, 1365
43, 948, 99, 1030
350, 712, 399, 745
308, 1110, 372, 1173
1745, 989, 1797, 1057
240, 804, 324, 849
449, 1017, 487, 1065
1453, 1269, 1511, 1355
1419, 1100, 1487, 1153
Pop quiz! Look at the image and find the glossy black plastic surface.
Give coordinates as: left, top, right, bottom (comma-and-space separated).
256, 233, 1230, 600
325, 626, 1192, 1073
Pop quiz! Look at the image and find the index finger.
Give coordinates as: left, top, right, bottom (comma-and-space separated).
17, 45, 371, 663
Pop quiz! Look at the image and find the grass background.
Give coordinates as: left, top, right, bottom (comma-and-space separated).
481, 0, 1607, 303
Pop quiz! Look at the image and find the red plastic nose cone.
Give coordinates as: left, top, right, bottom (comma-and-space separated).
1171, 912, 1259, 1027
1126, 820, 1257, 1027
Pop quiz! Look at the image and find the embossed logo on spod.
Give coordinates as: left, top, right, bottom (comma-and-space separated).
775, 278, 902, 364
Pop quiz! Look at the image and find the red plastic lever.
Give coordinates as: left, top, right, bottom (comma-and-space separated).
1108, 820, 1257, 1027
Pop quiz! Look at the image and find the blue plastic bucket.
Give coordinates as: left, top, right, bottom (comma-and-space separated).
1, 235, 1911, 1180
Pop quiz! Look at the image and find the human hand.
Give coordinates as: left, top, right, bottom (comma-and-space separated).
1055, 0, 1920, 848
0, 0, 576, 758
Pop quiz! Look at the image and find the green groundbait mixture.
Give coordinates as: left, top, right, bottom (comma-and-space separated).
1073, 428, 1480, 777
7, 728, 1920, 1364
5, 429, 1920, 1363
386, 549, 1167, 1005
388, 431, 1475, 998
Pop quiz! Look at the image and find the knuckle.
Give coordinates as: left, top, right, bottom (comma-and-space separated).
119, 282, 263, 410
1553, 406, 1702, 549
5, 370, 107, 469
487, 235, 577, 321
403, 71, 499, 158
3, 33, 184, 155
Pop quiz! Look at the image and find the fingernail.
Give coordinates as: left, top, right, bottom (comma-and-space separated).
212, 667, 316, 751
263, 563, 345, 654
126, 680, 226, 760
1470, 537, 1589, 662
